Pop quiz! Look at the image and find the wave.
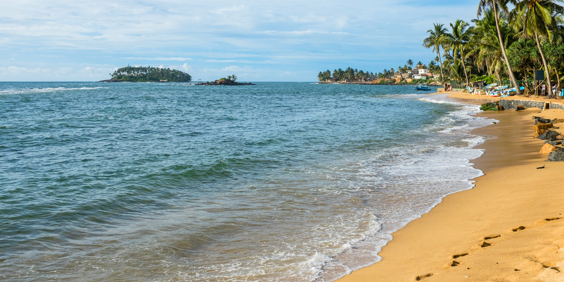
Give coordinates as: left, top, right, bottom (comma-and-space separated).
0, 87, 106, 95
317, 94, 497, 281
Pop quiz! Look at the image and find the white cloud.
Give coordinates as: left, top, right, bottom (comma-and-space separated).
0, 0, 479, 81
122, 57, 193, 61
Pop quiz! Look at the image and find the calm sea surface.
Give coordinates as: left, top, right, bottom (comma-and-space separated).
0, 82, 493, 281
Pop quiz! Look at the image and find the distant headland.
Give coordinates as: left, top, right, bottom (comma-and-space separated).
99, 66, 192, 82
196, 75, 254, 86
317, 63, 442, 86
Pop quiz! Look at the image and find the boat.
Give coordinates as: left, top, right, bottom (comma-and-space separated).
416, 84, 431, 91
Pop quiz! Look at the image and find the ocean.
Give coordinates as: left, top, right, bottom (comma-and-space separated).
0, 82, 494, 281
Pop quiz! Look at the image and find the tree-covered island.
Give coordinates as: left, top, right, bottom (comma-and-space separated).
100, 66, 192, 82
197, 74, 255, 85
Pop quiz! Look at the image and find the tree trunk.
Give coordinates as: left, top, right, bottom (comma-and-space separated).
437, 49, 445, 83
557, 69, 561, 99
493, 4, 521, 95
460, 49, 469, 87
524, 71, 529, 97
535, 32, 553, 98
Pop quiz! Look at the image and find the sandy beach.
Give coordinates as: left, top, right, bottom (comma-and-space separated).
337, 92, 564, 281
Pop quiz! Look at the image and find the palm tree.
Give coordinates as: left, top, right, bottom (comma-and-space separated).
472, 9, 517, 87
407, 59, 413, 69
478, 0, 522, 95
444, 20, 473, 87
511, 0, 564, 98
423, 23, 448, 82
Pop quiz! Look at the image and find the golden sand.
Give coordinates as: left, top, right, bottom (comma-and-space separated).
336, 92, 564, 281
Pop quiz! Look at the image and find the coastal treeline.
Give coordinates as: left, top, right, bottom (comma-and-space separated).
318, 68, 377, 83
318, 61, 439, 84
422, 0, 564, 97
110, 66, 192, 82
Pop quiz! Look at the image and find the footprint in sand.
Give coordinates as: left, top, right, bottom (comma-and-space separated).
484, 235, 500, 240
453, 253, 468, 259
545, 217, 561, 222
415, 273, 433, 281
512, 226, 526, 232
541, 264, 561, 272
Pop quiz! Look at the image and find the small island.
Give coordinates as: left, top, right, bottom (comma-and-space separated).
99, 65, 192, 82
196, 75, 254, 86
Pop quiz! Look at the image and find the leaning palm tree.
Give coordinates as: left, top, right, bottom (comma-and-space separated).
423, 23, 448, 82
444, 20, 473, 87
511, 0, 564, 98
472, 9, 517, 87
478, 0, 522, 94
407, 59, 413, 68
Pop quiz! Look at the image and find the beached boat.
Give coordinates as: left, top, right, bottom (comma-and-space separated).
416, 84, 431, 91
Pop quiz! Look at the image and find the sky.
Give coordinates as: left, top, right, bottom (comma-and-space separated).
0, 0, 479, 82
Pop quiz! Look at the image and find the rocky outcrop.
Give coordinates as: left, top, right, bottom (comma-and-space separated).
533, 116, 553, 124
540, 143, 559, 155
197, 80, 254, 86
533, 123, 554, 138
538, 130, 561, 141
545, 140, 563, 146
548, 148, 564, 161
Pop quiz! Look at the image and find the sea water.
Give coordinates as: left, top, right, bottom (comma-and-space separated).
0, 82, 494, 281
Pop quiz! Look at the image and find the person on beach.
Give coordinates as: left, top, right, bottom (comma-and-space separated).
542, 84, 546, 96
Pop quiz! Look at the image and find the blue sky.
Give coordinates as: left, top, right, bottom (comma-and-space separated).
0, 0, 478, 82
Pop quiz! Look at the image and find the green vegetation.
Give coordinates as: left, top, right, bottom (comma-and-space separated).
110, 65, 192, 82
220, 74, 237, 82
317, 63, 438, 84
480, 103, 499, 111
420, 0, 564, 97
318, 67, 377, 83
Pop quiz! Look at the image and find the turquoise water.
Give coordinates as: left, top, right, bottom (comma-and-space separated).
0, 82, 491, 281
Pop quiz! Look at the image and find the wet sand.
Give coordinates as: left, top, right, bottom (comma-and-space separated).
336, 92, 564, 281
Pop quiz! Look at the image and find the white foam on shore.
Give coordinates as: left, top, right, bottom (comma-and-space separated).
315, 93, 497, 281
0, 87, 106, 95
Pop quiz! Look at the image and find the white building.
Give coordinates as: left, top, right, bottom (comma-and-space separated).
413, 68, 430, 79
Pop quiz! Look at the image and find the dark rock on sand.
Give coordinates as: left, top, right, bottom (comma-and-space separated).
545, 140, 563, 146
533, 116, 553, 125
539, 130, 561, 141
516, 105, 526, 111
548, 148, 564, 162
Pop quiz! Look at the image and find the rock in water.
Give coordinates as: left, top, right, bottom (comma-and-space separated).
540, 143, 558, 155
548, 148, 564, 162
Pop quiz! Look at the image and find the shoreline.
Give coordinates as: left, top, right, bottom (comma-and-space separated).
317, 81, 442, 86
335, 92, 564, 281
